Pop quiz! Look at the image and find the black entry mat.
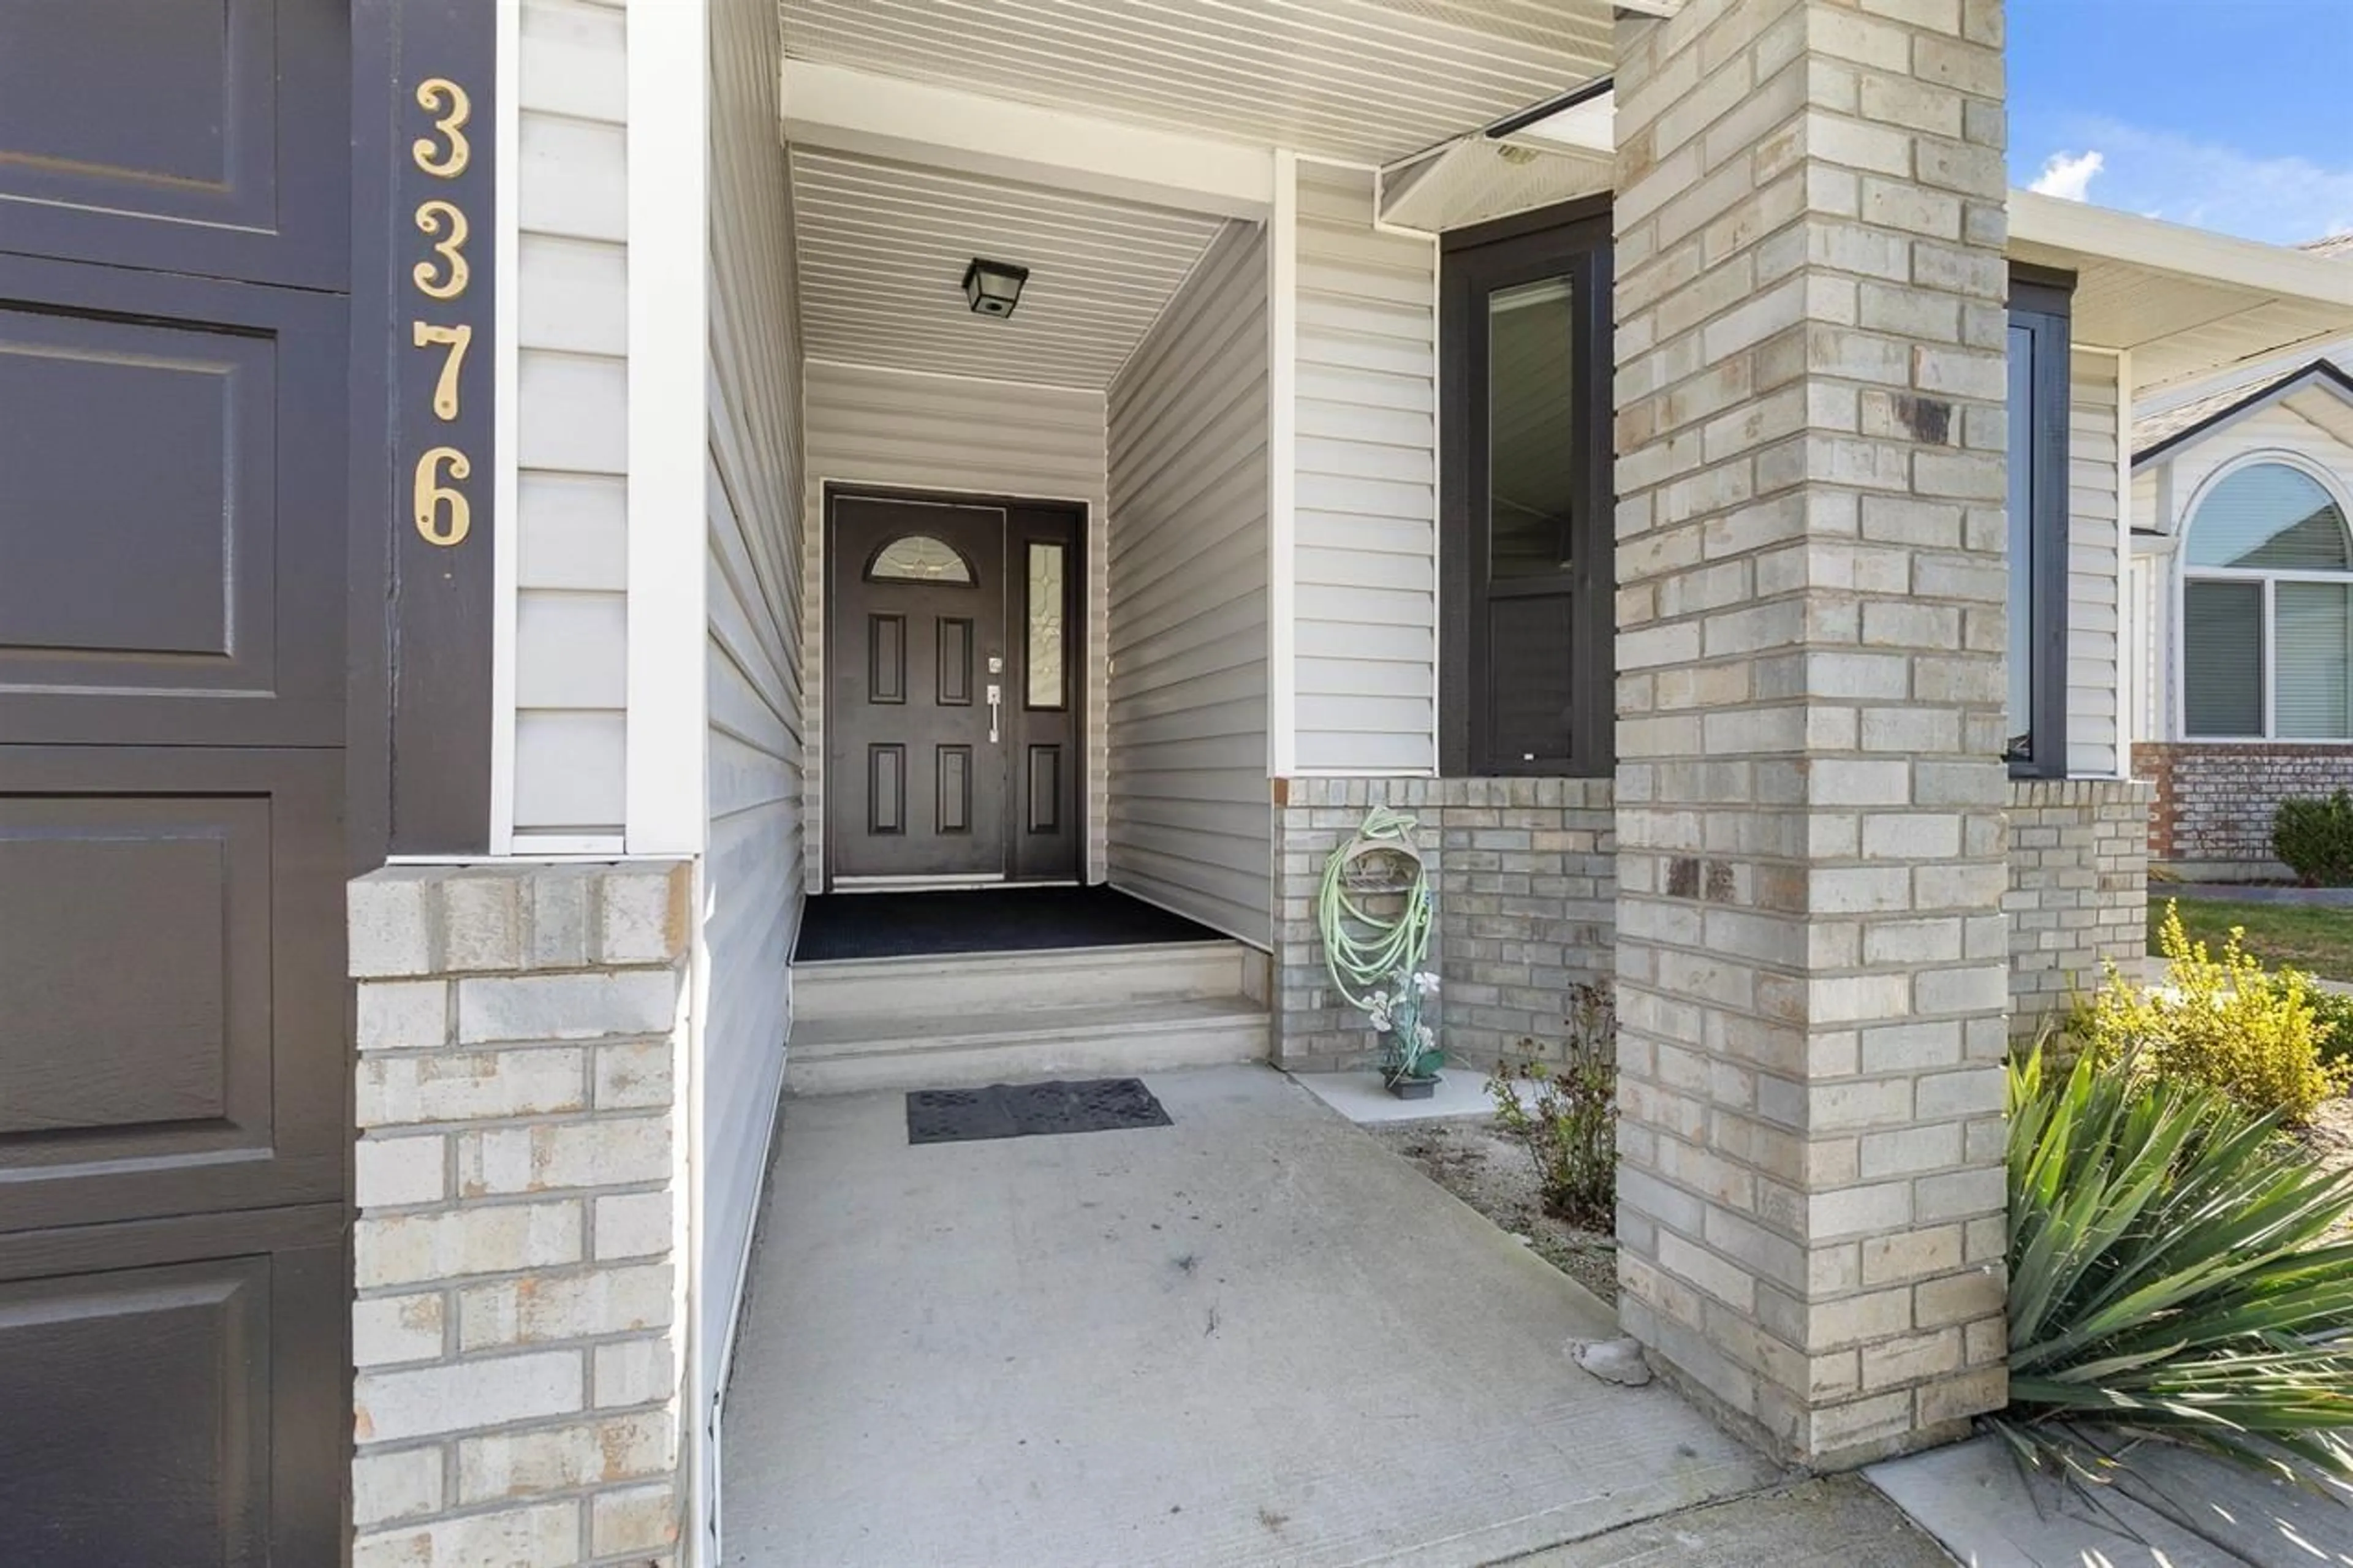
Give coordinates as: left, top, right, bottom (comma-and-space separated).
906, 1078, 1173, 1145
797, 885, 1225, 961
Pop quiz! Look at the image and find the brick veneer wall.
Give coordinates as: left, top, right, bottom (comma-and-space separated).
2007, 779, 2151, 1028
1271, 777, 1615, 1072
347, 862, 691, 1568
2135, 742, 2353, 871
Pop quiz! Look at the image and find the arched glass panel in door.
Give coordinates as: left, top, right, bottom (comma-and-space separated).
865, 534, 976, 585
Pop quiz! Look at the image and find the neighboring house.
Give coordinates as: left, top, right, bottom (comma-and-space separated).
7, 3, 2353, 1566
2129, 349, 2353, 876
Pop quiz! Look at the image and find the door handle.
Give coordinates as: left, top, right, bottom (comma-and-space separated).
987, 683, 1001, 744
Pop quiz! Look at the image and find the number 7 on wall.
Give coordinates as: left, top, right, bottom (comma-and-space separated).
411, 320, 472, 421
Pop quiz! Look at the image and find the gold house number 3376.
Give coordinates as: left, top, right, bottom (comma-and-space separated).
409, 77, 476, 547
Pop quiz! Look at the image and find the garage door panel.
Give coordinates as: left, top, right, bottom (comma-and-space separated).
0, 750, 345, 1233
0, 258, 346, 747
1, 1, 357, 1554
0, 1206, 345, 1568
0, 0, 350, 289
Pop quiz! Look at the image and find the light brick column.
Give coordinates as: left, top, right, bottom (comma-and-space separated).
348, 861, 692, 1566
1611, 0, 2012, 1466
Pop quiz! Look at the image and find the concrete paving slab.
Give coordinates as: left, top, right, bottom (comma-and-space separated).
1291, 1066, 1534, 1123
1506, 1477, 1956, 1567
1870, 1433, 2353, 1567
721, 1064, 1780, 1567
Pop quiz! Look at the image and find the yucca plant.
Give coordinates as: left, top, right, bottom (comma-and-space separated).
2000, 1045, 2353, 1490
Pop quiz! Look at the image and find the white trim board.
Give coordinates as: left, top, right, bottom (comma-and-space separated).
625, 1, 710, 856
489, 0, 521, 855
1266, 150, 1300, 778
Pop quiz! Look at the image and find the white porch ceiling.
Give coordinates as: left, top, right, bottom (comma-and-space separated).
790, 147, 1230, 390
776, 0, 1615, 166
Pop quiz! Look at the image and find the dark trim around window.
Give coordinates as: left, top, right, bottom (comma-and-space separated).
2007, 264, 2074, 779
1439, 197, 1615, 778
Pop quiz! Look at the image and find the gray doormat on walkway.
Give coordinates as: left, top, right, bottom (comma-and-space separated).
906, 1078, 1173, 1145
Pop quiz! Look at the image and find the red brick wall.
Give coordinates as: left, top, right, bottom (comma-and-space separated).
2134, 743, 2353, 866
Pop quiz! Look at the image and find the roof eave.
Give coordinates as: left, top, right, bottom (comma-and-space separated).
2131, 360, 2353, 471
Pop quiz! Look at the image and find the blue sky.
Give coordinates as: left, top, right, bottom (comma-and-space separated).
2009, 0, 2353, 245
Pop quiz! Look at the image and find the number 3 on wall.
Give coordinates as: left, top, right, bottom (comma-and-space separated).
414, 447, 472, 546
412, 78, 471, 178
412, 200, 469, 299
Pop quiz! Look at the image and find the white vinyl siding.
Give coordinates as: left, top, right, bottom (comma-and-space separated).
1106, 223, 1271, 944
1290, 161, 1438, 774
800, 360, 1109, 887
2132, 552, 2163, 742
705, 0, 805, 1452
2167, 407, 2353, 535
2066, 350, 2120, 776
513, 0, 629, 838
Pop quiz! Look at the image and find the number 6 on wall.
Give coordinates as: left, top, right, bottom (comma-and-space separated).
414, 446, 472, 546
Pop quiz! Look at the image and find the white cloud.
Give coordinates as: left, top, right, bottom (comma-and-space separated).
2033, 118, 2353, 244
2029, 149, 2105, 202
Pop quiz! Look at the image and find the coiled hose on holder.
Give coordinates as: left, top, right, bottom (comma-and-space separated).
1316, 805, 1433, 1009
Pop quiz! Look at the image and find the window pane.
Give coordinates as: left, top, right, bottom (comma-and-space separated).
1487, 275, 1576, 580
2278, 580, 2353, 738
2185, 463, 2351, 570
868, 534, 973, 584
1025, 540, 1064, 709
2005, 322, 2037, 760
2183, 578, 2264, 737
1488, 593, 1575, 764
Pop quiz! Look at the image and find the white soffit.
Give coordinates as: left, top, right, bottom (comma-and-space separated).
776, 0, 1615, 166
2009, 190, 2353, 392
789, 147, 1229, 390
1381, 138, 1610, 233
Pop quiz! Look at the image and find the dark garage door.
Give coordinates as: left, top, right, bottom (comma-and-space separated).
0, 3, 354, 1562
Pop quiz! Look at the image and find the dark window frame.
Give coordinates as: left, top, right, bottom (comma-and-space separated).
1439, 197, 1615, 778
2008, 265, 2074, 780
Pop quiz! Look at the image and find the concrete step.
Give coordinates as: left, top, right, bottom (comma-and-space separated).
784, 995, 1268, 1096
792, 940, 1264, 1022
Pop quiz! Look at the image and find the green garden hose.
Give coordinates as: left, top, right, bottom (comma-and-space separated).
1317, 805, 1434, 1009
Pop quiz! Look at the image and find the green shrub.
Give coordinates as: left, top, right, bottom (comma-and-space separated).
2000, 1045, 2353, 1489
2273, 790, 2353, 885
1487, 983, 1615, 1228
2306, 988, 2353, 1066
2069, 901, 2347, 1124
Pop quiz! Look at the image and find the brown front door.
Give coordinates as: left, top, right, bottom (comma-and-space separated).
828, 494, 1082, 885
0, 3, 353, 1563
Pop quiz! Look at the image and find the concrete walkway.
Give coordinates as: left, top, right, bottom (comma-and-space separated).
720, 1064, 1781, 1567
1871, 1434, 2353, 1567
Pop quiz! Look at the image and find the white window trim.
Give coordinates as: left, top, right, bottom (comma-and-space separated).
2172, 449, 2353, 744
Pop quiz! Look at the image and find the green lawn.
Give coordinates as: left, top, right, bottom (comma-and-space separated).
2153, 896, 2353, 984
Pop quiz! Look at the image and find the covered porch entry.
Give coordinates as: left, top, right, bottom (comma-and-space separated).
775, 96, 1298, 1079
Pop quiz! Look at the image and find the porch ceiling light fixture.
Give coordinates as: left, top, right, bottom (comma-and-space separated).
962, 257, 1029, 318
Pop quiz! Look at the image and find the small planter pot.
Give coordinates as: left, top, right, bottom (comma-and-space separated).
1385, 1074, 1439, 1101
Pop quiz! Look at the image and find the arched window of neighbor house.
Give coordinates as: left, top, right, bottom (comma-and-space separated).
2183, 461, 2353, 738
